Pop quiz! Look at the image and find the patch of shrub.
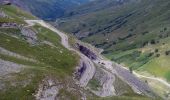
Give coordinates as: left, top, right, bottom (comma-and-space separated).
164, 27, 167, 31
112, 41, 117, 45
148, 52, 154, 57
165, 50, 170, 55
142, 41, 148, 47
150, 39, 156, 44
156, 54, 160, 57
155, 49, 159, 53
159, 34, 163, 38
132, 51, 141, 58
129, 28, 134, 31
142, 31, 149, 35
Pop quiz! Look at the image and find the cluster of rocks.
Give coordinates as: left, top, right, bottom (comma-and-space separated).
74, 60, 87, 80
93, 68, 108, 86
76, 43, 97, 60
21, 27, 38, 44
0, 59, 24, 76
35, 78, 63, 100
0, 22, 18, 28
89, 67, 116, 97
0, 10, 8, 18
113, 63, 157, 98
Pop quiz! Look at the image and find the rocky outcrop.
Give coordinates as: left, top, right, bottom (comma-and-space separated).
35, 78, 63, 100
0, 22, 18, 28
74, 57, 96, 87
76, 43, 97, 60
89, 68, 116, 97
113, 63, 157, 98
75, 60, 87, 80
0, 10, 8, 18
21, 27, 37, 44
0, 59, 24, 76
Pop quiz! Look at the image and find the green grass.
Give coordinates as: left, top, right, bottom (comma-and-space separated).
58, 89, 78, 100
0, 17, 18, 23
33, 24, 61, 45
88, 78, 101, 90
56, 0, 170, 84
57, 0, 170, 77
0, 28, 22, 37
0, 4, 81, 99
1, 5, 36, 21
140, 56, 170, 81
89, 93, 152, 100
107, 50, 153, 70
0, 30, 78, 77
0, 5, 36, 24
113, 76, 134, 95
0, 53, 43, 67
0, 68, 44, 100
0, 23, 78, 99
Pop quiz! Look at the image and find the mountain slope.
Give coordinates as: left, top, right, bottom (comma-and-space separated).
56, 0, 170, 98
0, 3, 157, 100
57, 0, 170, 79
0, 4, 80, 99
5, 0, 92, 20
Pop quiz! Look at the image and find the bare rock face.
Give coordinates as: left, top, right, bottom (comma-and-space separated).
0, 9, 8, 18
74, 60, 87, 80
76, 43, 97, 60
21, 27, 38, 44
0, 59, 24, 76
0, 22, 18, 28
113, 64, 157, 98
90, 68, 116, 97
35, 78, 63, 100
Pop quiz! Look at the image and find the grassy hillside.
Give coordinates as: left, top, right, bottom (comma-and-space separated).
57, 0, 170, 82
0, 4, 158, 100
0, 5, 80, 99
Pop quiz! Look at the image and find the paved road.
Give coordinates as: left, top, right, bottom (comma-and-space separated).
25, 20, 96, 87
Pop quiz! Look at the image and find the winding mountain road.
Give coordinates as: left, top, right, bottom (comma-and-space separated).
25, 20, 170, 97
25, 20, 96, 87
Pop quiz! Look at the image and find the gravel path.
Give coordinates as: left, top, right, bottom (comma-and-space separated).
25, 20, 96, 87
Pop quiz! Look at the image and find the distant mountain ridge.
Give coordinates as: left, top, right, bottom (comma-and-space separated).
63, 0, 133, 18
2, 0, 92, 20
